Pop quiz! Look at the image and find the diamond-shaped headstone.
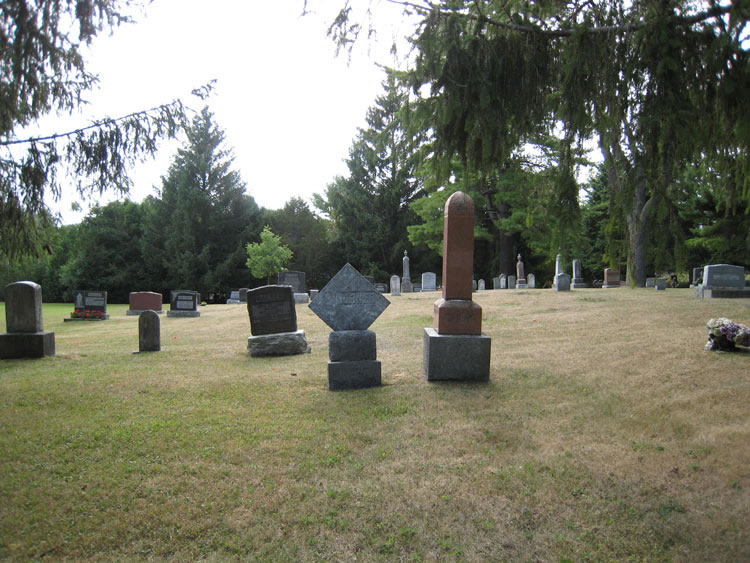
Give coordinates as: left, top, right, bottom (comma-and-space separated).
309, 263, 390, 331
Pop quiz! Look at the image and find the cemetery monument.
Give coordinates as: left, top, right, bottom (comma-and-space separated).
515, 254, 528, 289
695, 264, 749, 298
247, 285, 310, 357
424, 192, 491, 381
138, 310, 160, 352
168, 290, 201, 317
65, 290, 109, 321
390, 275, 401, 296
401, 251, 413, 293
127, 291, 163, 315
0, 281, 55, 359
572, 259, 586, 289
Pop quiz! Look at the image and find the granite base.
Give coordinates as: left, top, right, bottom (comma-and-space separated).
248, 330, 310, 357
423, 327, 490, 382
0, 331, 55, 359
328, 360, 381, 390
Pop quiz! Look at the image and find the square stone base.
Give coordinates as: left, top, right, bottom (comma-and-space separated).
701, 288, 750, 299
0, 331, 55, 359
167, 310, 200, 317
572, 279, 587, 289
423, 327, 490, 382
328, 360, 381, 390
248, 330, 310, 357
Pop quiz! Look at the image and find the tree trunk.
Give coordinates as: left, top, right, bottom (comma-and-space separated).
625, 161, 653, 288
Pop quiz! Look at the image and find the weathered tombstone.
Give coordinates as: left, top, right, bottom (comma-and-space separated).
0, 281, 55, 359
309, 264, 390, 390
127, 291, 163, 315
422, 272, 437, 292
500, 274, 507, 289
508, 275, 516, 288
645, 277, 656, 288
238, 288, 250, 303
227, 290, 241, 304
478, 279, 486, 291
277, 271, 306, 294
602, 268, 621, 288
168, 290, 200, 317
492, 277, 501, 290
696, 264, 749, 298
527, 273, 536, 289
656, 277, 667, 291
138, 310, 160, 352
554, 253, 563, 287
390, 275, 401, 297
424, 192, 490, 382
247, 285, 309, 356
65, 290, 109, 321
572, 259, 586, 289
401, 251, 413, 293
515, 254, 528, 289
555, 273, 571, 292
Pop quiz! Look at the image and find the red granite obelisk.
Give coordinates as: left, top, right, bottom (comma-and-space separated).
433, 191, 482, 335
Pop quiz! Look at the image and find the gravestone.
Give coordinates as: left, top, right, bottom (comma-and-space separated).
168, 290, 200, 317
227, 290, 241, 304
424, 192, 490, 381
422, 272, 437, 292
309, 264, 390, 390
138, 310, 160, 352
555, 273, 571, 292
309, 289, 319, 300
602, 268, 621, 288
478, 279, 486, 291
127, 291, 163, 315
515, 254, 528, 289
527, 273, 536, 289
656, 277, 667, 291
0, 281, 55, 359
238, 288, 250, 303
390, 275, 401, 297
554, 253, 563, 287
247, 285, 309, 356
413, 284, 422, 292
500, 274, 507, 289
572, 259, 586, 289
645, 277, 656, 288
401, 251, 413, 293
472, 279, 477, 292
696, 264, 749, 298
508, 275, 516, 288
65, 290, 109, 321
277, 271, 306, 294
493, 277, 501, 290
374, 283, 387, 293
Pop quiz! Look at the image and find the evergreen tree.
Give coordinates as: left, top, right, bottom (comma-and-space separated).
0, 0, 211, 259
149, 107, 262, 297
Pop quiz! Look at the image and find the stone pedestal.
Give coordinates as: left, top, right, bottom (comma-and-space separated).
248, 329, 310, 357
515, 278, 528, 289
433, 299, 482, 335
328, 360, 382, 390
401, 280, 413, 293
0, 331, 55, 359
572, 278, 586, 289
326, 330, 380, 390
423, 328, 490, 381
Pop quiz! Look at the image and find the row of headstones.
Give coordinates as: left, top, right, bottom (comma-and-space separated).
63, 290, 202, 320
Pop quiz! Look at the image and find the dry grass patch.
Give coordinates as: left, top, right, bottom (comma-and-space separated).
0, 291, 748, 560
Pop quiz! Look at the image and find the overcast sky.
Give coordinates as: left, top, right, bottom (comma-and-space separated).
41, 0, 416, 224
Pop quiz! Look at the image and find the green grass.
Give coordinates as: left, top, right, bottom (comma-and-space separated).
1, 289, 749, 560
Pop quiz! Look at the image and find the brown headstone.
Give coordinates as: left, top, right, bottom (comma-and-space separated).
129, 291, 163, 311
434, 192, 482, 335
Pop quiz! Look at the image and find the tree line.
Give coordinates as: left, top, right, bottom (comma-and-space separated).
2, 1, 748, 299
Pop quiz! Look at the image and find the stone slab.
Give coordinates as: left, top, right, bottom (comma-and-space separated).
5, 281, 43, 333
138, 310, 160, 352
656, 277, 667, 290
703, 264, 745, 289
327, 360, 382, 390
278, 271, 306, 294
308, 263, 390, 331
247, 330, 310, 357
329, 330, 376, 362
702, 288, 750, 299
423, 328, 490, 382
0, 331, 55, 359
555, 273, 571, 292
434, 298, 482, 335
129, 291, 162, 312
247, 285, 297, 336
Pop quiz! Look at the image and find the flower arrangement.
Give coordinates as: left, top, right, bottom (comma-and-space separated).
70, 308, 105, 320
705, 318, 750, 351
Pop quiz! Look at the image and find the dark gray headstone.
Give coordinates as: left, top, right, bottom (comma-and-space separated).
247, 285, 297, 336
138, 310, 160, 352
168, 290, 200, 317
278, 271, 306, 294
646, 277, 655, 288
0, 281, 55, 359
239, 288, 250, 303
703, 264, 745, 288
656, 277, 667, 290
555, 273, 571, 292
308, 264, 390, 331
74, 290, 108, 315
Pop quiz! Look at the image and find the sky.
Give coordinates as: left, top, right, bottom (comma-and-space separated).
40, 0, 417, 224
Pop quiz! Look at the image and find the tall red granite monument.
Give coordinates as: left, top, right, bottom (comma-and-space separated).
423, 192, 491, 381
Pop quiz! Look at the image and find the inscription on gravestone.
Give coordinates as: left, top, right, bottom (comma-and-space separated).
247, 286, 297, 336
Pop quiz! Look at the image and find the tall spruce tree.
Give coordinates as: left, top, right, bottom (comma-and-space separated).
148, 107, 261, 297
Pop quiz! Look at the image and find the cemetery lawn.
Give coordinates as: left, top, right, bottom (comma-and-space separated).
1, 291, 748, 561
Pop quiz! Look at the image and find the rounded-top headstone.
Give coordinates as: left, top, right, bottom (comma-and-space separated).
5, 281, 43, 333
139, 310, 161, 352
